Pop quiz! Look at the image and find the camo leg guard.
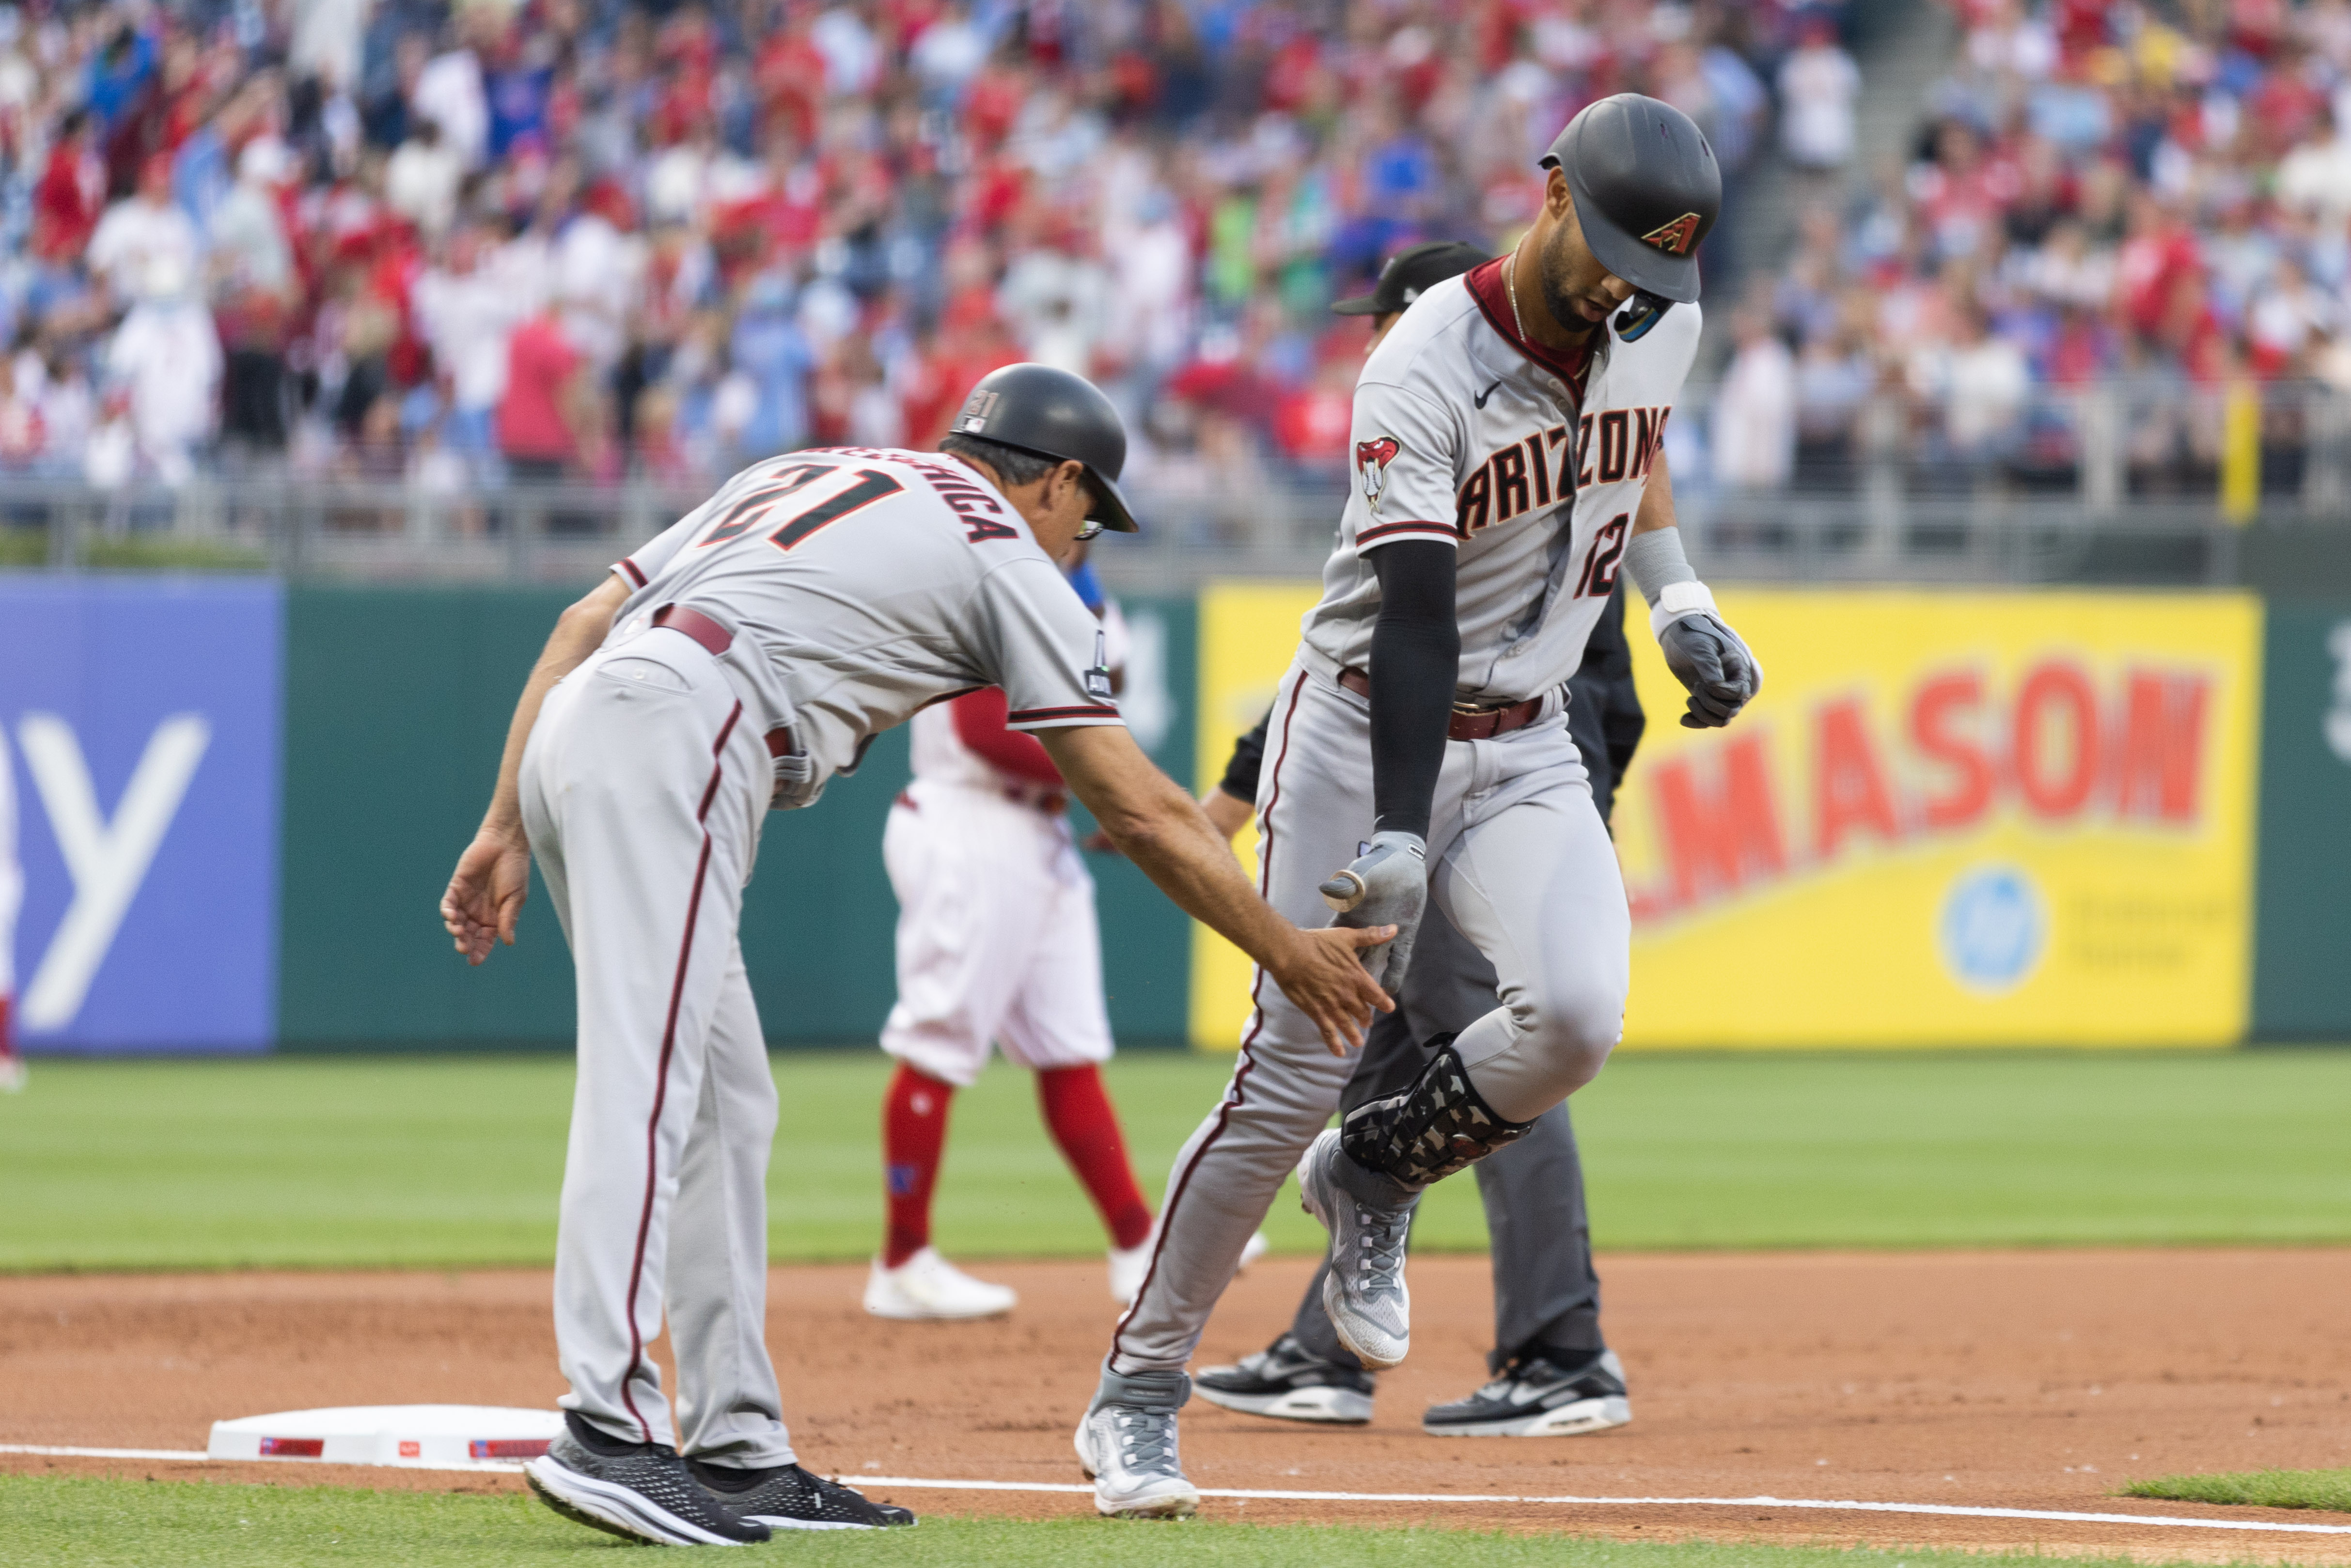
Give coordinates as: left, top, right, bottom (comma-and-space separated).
1337, 1036, 1539, 1189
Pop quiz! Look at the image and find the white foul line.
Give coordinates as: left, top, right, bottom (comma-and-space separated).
7, 1446, 2345, 1537
846, 1477, 2351, 1537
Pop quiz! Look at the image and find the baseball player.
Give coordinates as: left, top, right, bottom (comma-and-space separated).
1192, 242, 1646, 1438
1078, 96, 1761, 1520
440, 363, 1394, 1546
864, 558, 1161, 1320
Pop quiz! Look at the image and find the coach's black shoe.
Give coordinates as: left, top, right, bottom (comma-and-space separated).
691, 1458, 919, 1530
525, 1412, 771, 1545
1422, 1348, 1632, 1438
1194, 1333, 1377, 1424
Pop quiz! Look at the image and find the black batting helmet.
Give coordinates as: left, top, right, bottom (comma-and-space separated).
1541, 94, 1721, 304
949, 363, 1138, 532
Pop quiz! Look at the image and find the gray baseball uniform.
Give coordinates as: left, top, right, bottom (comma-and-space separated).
1108, 264, 1699, 1379
526, 447, 1119, 1458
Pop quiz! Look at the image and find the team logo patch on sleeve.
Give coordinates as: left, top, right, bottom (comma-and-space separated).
1640, 213, 1702, 255
1356, 437, 1401, 512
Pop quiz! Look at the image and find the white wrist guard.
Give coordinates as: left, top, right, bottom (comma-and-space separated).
1649, 579, 1720, 639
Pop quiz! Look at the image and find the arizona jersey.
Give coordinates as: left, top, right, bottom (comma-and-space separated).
610, 447, 1120, 788
1298, 261, 1701, 702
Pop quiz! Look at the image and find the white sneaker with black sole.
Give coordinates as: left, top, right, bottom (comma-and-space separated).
1421, 1348, 1632, 1438
1194, 1333, 1376, 1424
524, 1414, 770, 1546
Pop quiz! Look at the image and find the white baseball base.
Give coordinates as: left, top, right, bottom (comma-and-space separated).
206, 1405, 563, 1468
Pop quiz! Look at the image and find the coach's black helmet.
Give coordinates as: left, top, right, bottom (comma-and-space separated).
1541, 93, 1721, 304
950, 362, 1138, 532
1332, 240, 1491, 316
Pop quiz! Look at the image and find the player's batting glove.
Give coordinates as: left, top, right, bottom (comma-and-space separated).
1657, 611, 1763, 729
1319, 830, 1427, 998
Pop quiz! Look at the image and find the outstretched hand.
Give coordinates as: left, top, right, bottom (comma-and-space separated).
1267, 924, 1398, 1056
440, 829, 531, 965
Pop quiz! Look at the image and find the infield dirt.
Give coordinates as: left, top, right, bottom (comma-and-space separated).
4, 1249, 2348, 1562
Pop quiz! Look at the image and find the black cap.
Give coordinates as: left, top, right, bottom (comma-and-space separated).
950, 362, 1138, 532
1540, 94, 1721, 304
1332, 240, 1492, 317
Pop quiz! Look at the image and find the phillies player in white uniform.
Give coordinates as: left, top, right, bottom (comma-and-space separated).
865, 565, 1157, 1319
441, 364, 1392, 1547
1077, 96, 1763, 1520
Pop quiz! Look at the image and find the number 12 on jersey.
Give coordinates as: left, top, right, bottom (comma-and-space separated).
1574, 513, 1628, 598
700, 466, 906, 553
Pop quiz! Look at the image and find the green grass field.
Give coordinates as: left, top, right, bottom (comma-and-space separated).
2124, 1468, 2351, 1512
3, 1048, 2349, 1271
0, 1474, 2243, 1568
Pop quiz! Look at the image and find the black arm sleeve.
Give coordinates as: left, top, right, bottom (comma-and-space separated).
1368, 539, 1459, 840
1218, 708, 1272, 801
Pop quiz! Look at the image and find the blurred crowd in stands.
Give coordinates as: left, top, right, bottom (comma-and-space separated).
0, 0, 1839, 507
1711, 0, 2351, 500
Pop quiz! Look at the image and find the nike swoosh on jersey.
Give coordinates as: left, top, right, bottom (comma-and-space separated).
1472, 378, 1503, 408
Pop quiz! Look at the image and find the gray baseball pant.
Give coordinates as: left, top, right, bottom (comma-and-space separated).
1285, 647, 1633, 1374
1286, 903, 1602, 1374
520, 627, 798, 1466
1107, 660, 1628, 1378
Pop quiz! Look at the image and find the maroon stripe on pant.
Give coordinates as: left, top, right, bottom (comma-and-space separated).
617, 701, 742, 1441
1107, 671, 1310, 1373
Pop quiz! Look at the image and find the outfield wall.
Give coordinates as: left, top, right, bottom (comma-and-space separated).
2, 575, 2345, 1054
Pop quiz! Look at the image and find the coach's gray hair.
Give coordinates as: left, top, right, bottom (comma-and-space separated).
940, 432, 1059, 488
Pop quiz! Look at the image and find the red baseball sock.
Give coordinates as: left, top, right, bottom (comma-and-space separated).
881, 1064, 956, 1269
1037, 1064, 1154, 1251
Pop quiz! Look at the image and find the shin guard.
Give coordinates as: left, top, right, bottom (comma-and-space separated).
1338, 1036, 1538, 1188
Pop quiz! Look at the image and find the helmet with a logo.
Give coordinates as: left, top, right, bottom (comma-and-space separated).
1540, 94, 1721, 305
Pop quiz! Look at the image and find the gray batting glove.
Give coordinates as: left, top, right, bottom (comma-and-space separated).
1659, 612, 1763, 729
1319, 829, 1427, 998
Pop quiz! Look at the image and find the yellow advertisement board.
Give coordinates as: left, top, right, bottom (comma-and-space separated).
1190, 581, 1325, 1049
1190, 584, 2262, 1051
1614, 590, 2260, 1048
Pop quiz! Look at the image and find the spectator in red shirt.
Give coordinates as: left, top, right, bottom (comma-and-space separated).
498, 305, 600, 483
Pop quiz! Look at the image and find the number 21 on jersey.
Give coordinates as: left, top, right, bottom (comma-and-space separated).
699, 464, 906, 553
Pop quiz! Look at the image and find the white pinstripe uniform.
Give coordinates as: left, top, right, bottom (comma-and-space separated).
523, 447, 1121, 1455
1110, 265, 1701, 1376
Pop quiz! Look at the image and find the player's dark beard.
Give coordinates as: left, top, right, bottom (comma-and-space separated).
1536, 220, 1599, 338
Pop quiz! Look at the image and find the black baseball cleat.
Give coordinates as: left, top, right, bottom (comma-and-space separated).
1194, 1333, 1376, 1424
1422, 1348, 1632, 1438
524, 1412, 771, 1545
691, 1458, 919, 1530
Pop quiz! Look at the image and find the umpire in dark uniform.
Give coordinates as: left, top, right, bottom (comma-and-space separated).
1193, 241, 1646, 1437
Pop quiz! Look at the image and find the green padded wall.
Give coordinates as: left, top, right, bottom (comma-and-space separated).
2252, 602, 2351, 1040
278, 586, 1195, 1050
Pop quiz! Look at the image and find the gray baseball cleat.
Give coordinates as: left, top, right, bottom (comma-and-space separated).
1295, 1128, 1417, 1370
1073, 1364, 1199, 1520
525, 1412, 771, 1546
1422, 1348, 1633, 1438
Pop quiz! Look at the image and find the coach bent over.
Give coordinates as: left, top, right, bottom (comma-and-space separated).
439, 364, 1391, 1548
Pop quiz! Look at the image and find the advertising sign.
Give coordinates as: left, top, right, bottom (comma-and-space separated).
1188, 583, 2261, 1051
0, 577, 282, 1052
1613, 591, 2260, 1048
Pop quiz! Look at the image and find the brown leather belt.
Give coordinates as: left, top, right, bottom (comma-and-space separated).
650, 603, 798, 759
1337, 667, 1547, 742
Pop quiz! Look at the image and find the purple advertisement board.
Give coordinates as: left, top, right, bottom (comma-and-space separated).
0, 577, 281, 1053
